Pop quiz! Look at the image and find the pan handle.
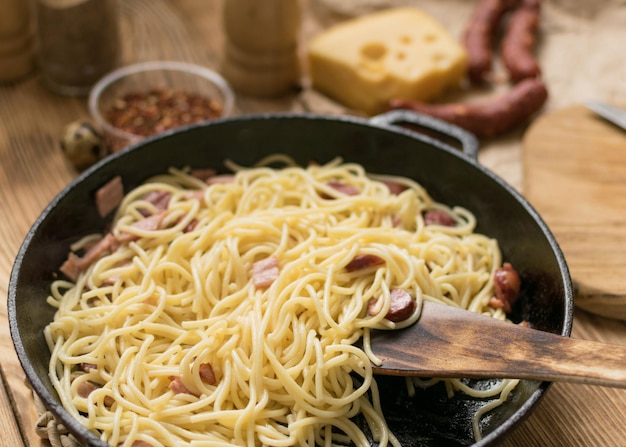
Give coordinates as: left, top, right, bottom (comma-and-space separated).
370, 110, 479, 160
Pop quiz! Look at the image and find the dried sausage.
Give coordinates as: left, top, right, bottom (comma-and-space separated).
387, 77, 548, 138
463, 0, 520, 84
501, 0, 542, 82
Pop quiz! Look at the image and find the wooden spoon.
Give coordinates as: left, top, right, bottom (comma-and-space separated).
369, 301, 626, 388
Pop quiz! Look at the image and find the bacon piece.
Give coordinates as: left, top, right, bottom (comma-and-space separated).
206, 174, 235, 185
146, 296, 159, 306
95, 176, 124, 218
391, 214, 403, 227
199, 363, 217, 385
102, 274, 122, 286
491, 262, 521, 313
252, 256, 279, 288
60, 233, 119, 281
175, 213, 200, 233
424, 210, 457, 226
76, 380, 114, 406
139, 190, 171, 216
79, 363, 98, 373
76, 380, 98, 398
62, 212, 167, 281
369, 289, 416, 323
168, 376, 199, 397
190, 168, 217, 181
116, 211, 167, 243
381, 179, 407, 195
346, 254, 385, 272
327, 180, 360, 196
102, 260, 131, 285
184, 190, 205, 201
184, 218, 199, 233
59, 253, 84, 282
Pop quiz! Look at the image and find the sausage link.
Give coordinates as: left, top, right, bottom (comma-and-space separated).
387, 77, 548, 138
501, 0, 542, 82
493, 262, 521, 313
463, 0, 520, 84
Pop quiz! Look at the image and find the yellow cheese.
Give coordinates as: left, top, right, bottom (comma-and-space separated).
308, 8, 467, 115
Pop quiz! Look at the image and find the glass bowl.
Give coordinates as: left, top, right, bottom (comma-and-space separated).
88, 61, 235, 152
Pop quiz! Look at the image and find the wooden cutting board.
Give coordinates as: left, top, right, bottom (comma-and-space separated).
523, 103, 626, 320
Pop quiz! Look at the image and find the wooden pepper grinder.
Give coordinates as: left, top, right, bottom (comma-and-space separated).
221, 0, 301, 97
0, 0, 34, 83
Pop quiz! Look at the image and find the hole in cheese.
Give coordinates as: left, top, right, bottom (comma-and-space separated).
360, 42, 387, 61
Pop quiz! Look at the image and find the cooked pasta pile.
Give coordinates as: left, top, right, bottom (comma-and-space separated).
45, 156, 518, 446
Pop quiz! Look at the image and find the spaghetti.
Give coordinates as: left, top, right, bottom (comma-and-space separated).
45, 156, 518, 446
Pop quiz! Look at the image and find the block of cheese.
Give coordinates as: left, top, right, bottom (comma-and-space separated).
308, 8, 468, 115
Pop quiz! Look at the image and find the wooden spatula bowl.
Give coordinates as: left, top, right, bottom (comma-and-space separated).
370, 301, 626, 388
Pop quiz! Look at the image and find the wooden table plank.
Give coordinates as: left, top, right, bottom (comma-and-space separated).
0, 365, 27, 447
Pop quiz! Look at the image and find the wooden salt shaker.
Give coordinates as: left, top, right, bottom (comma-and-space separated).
221, 0, 301, 97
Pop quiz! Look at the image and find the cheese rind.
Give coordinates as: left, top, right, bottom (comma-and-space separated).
308, 8, 468, 115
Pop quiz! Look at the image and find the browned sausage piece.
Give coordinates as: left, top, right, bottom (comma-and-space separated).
79, 362, 98, 372
369, 289, 416, 323
501, 0, 542, 83
424, 210, 457, 227
388, 77, 548, 138
492, 262, 521, 312
138, 190, 171, 216
199, 362, 217, 385
346, 254, 385, 272
381, 179, 408, 195
76, 380, 115, 406
463, 0, 520, 84
327, 180, 360, 196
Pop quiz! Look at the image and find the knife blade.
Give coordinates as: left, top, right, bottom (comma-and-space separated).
584, 101, 626, 131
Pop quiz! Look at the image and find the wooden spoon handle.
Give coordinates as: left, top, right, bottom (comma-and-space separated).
370, 301, 626, 388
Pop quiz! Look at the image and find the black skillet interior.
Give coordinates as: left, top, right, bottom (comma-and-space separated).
9, 112, 573, 447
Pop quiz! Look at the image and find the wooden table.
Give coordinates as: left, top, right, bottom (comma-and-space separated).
1, 1, 626, 446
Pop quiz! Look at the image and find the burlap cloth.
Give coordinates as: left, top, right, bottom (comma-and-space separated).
34, 392, 79, 447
